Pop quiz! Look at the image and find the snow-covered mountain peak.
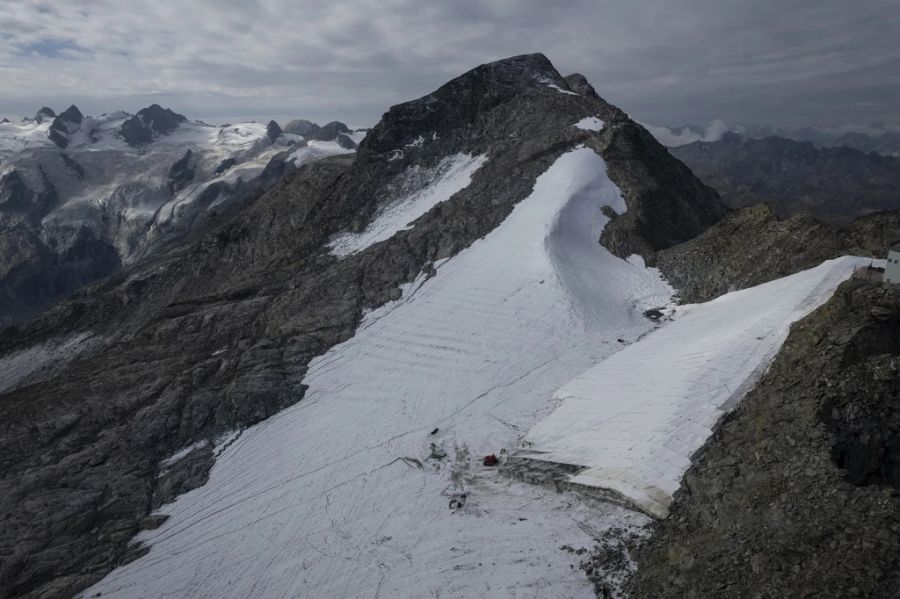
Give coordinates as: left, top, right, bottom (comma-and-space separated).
47, 105, 84, 148
33, 106, 56, 124
119, 104, 187, 146
0, 106, 363, 326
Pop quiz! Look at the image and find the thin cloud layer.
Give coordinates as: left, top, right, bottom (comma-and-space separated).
642, 120, 730, 147
2, 0, 898, 127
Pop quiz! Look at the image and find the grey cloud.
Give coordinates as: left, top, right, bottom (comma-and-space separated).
0, 0, 897, 128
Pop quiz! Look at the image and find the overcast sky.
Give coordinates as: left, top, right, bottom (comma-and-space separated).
2, 0, 898, 129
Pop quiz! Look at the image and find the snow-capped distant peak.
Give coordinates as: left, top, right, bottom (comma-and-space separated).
119, 105, 187, 146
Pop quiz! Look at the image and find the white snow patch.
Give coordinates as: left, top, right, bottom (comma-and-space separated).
625, 254, 646, 268
575, 117, 605, 131
521, 256, 868, 518
536, 77, 579, 96
84, 147, 671, 599
287, 139, 354, 167
547, 83, 579, 96
159, 441, 209, 471
0, 119, 54, 159
405, 135, 425, 148
0, 333, 94, 394
328, 153, 488, 257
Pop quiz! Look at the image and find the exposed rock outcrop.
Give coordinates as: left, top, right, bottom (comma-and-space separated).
214, 157, 237, 174
564, 73, 599, 98
310, 120, 350, 141
48, 105, 83, 149
599, 123, 728, 258
654, 204, 900, 303
119, 104, 187, 146
167, 150, 196, 194
335, 133, 357, 149
282, 118, 320, 136
266, 120, 282, 143
33, 107, 55, 124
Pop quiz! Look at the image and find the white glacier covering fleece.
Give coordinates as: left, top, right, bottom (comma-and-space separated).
520, 255, 868, 518
83, 147, 673, 598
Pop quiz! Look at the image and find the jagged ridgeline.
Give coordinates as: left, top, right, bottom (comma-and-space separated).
0, 53, 727, 598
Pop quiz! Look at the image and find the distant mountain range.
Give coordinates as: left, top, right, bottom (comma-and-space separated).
648, 120, 900, 157
670, 132, 900, 225
0, 105, 365, 325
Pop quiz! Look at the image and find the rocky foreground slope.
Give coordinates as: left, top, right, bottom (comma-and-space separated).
629, 277, 900, 598
0, 54, 725, 598
654, 203, 900, 303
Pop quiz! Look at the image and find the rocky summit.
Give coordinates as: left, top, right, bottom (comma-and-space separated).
119, 104, 188, 146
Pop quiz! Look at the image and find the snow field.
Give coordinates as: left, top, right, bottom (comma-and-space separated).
520, 255, 868, 518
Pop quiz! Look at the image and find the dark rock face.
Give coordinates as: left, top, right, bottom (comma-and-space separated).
630, 279, 900, 598
282, 119, 355, 145
599, 123, 729, 258
671, 134, 900, 226
282, 118, 320, 136
119, 104, 187, 146
824, 304, 900, 489
0, 53, 722, 598
654, 203, 900, 303
167, 150, 196, 194
57, 105, 83, 125
214, 157, 237, 174
48, 105, 83, 149
310, 121, 351, 141
58, 154, 84, 179
335, 133, 357, 149
257, 151, 292, 187
0, 170, 32, 213
563, 73, 599, 98
0, 226, 121, 329
0, 163, 114, 329
33, 107, 56, 124
266, 120, 282, 143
